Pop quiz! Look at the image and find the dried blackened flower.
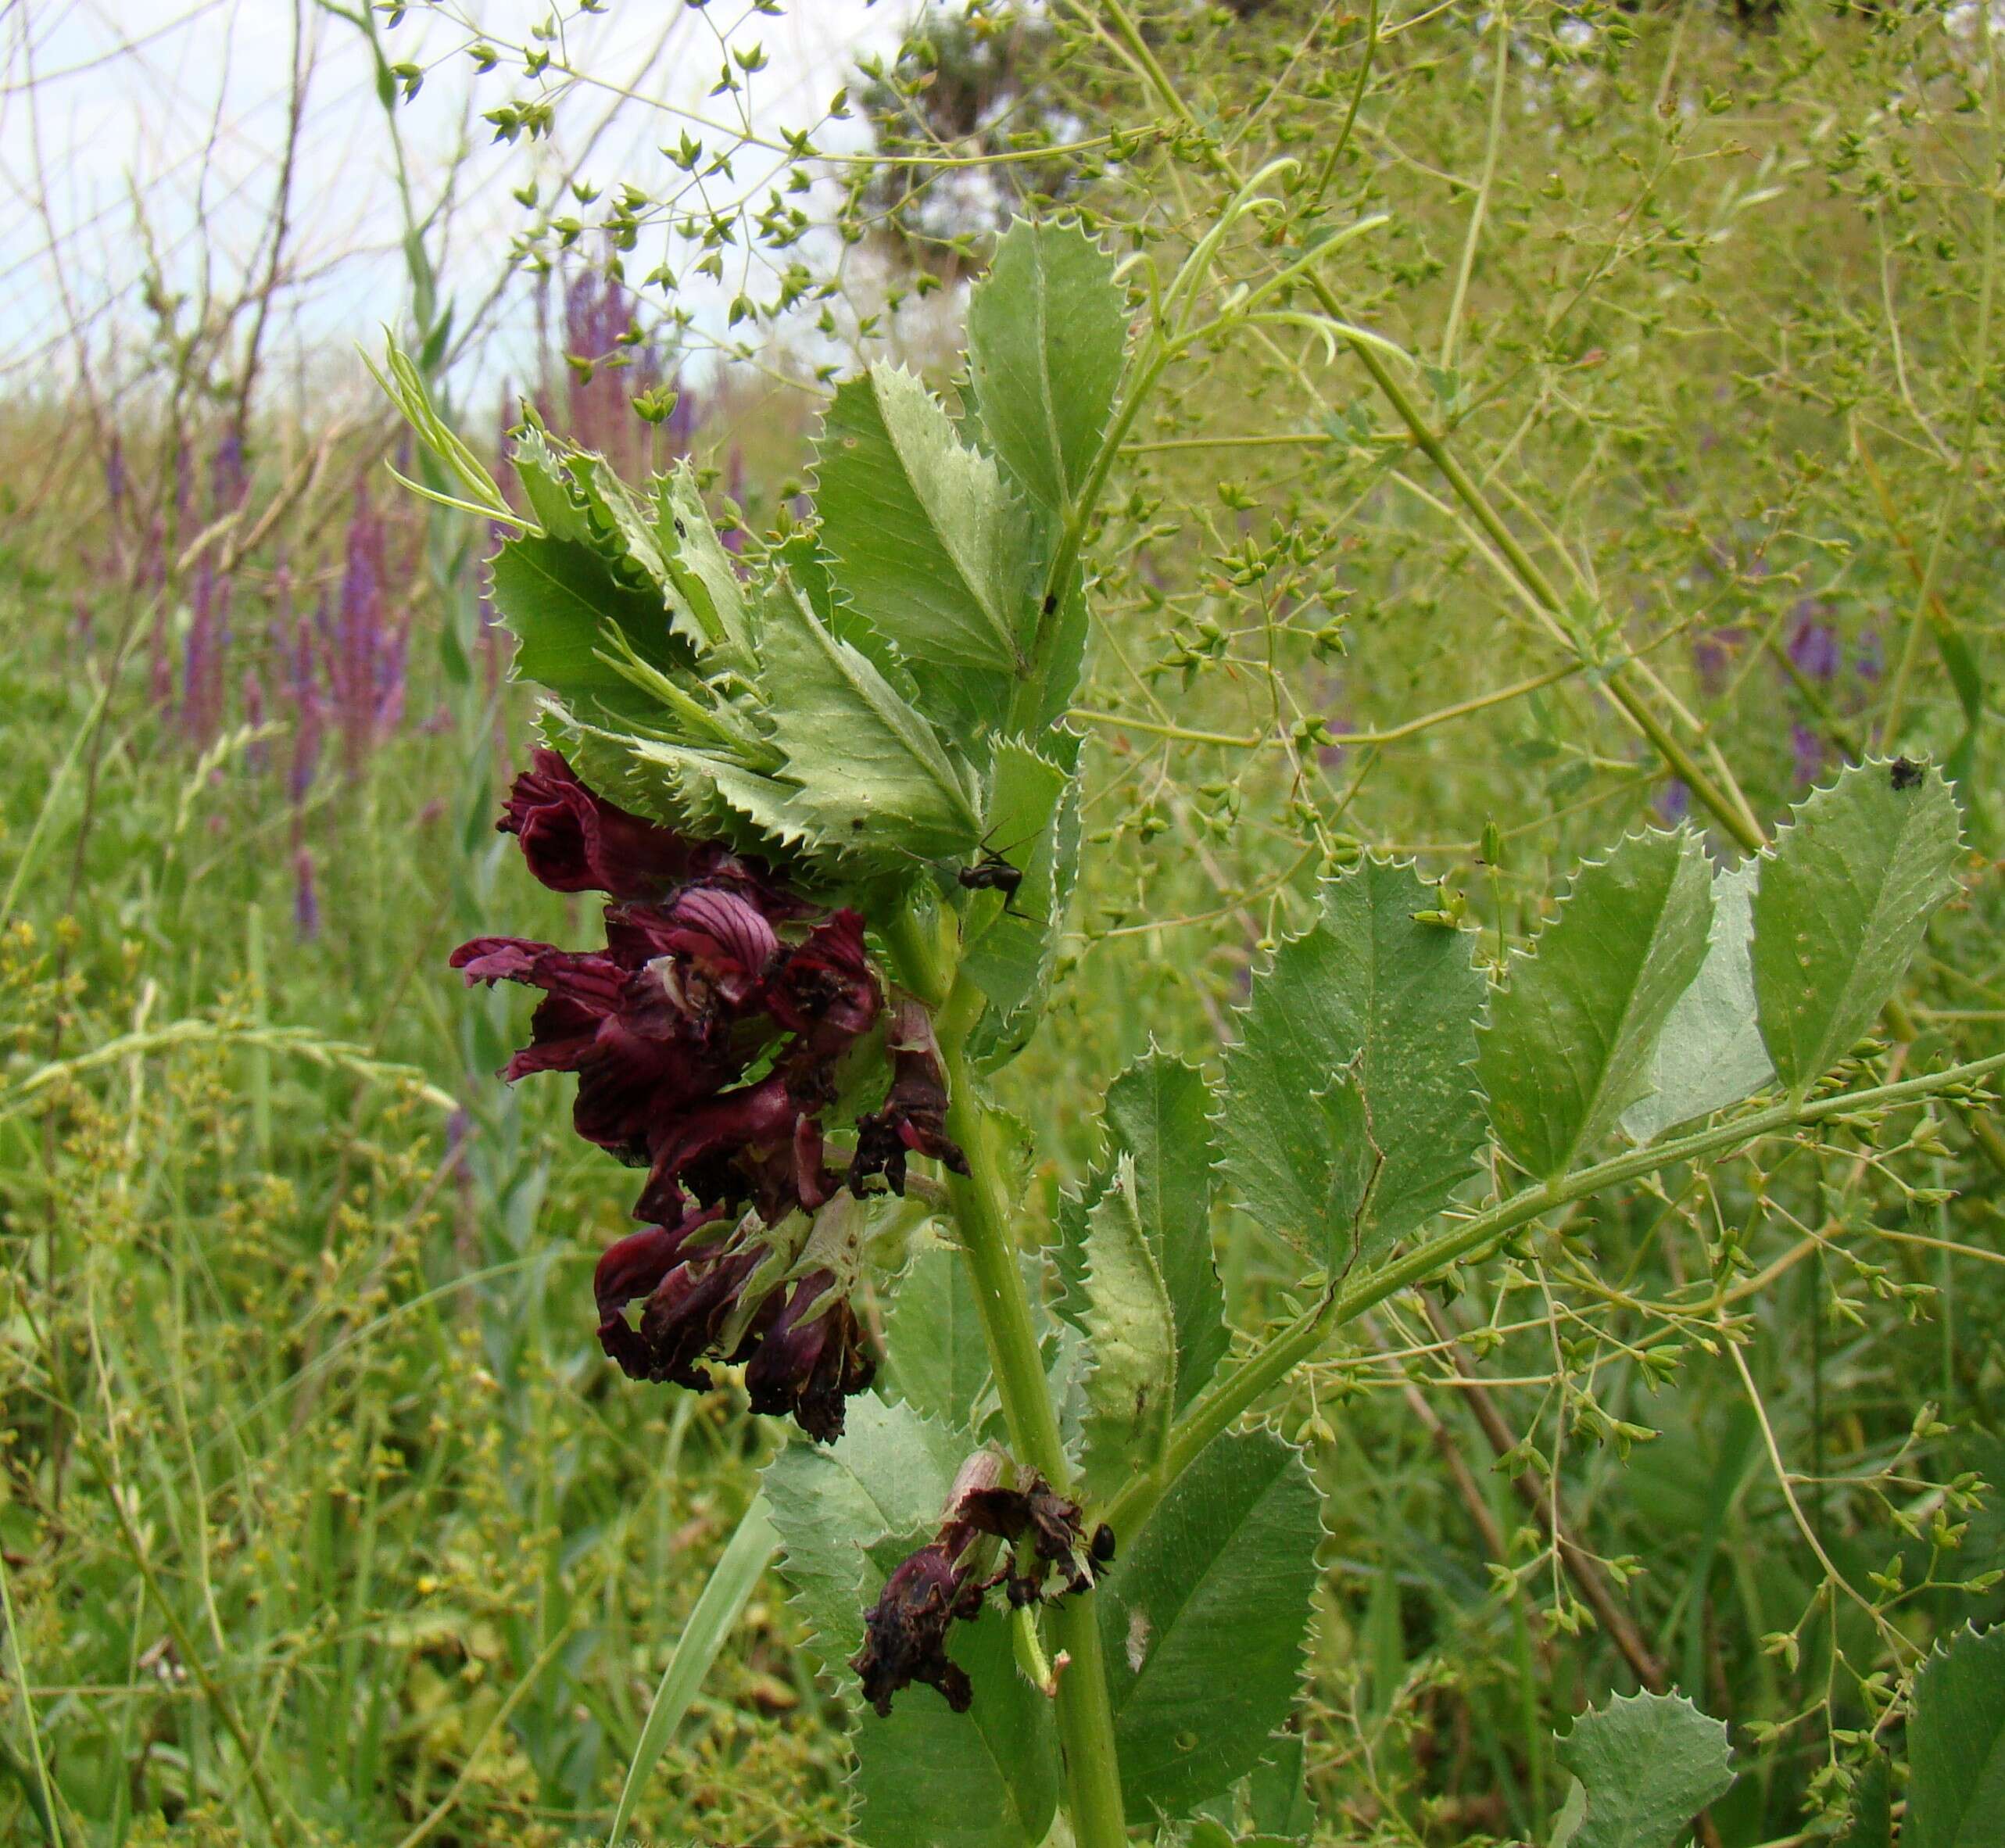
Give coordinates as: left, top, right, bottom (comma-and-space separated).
850, 995, 969, 1198
851, 1457, 1103, 1715
958, 1473, 1097, 1603
852, 1541, 984, 1717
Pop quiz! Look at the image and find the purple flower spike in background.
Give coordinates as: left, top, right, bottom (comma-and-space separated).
1787, 602, 1839, 682
1790, 722, 1828, 786
292, 848, 320, 940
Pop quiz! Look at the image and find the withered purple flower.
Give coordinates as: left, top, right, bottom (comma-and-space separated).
743, 1272, 875, 1443
853, 1541, 986, 1717
958, 1473, 1097, 1603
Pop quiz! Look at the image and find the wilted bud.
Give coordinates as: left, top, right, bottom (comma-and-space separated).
849, 994, 969, 1197
850, 1456, 1101, 1716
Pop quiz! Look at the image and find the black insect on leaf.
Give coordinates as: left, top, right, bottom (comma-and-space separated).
959, 846, 1026, 911
1890, 756, 1924, 791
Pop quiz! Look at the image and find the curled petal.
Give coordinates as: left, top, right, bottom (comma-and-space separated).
451, 937, 627, 1008
609, 886, 780, 1008
620, 1245, 764, 1388
743, 1275, 875, 1442
636, 1073, 801, 1224
499, 749, 700, 899
849, 995, 968, 1197
593, 1206, 723, 1323
767, 910, 880, 1058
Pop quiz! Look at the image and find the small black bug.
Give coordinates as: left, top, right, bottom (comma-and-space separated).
958, 848, 1027, 915
1890, 757, 1923, 791
1041, 592, 1058, 617
1090, 1524, 1116, 1567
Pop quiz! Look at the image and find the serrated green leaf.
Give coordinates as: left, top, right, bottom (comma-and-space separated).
852, 1605, 1059, 1848
655, 462, 759, 669
1103, 1052, 1227, 1411
489, 533, 681, 698
507, 421, 594, 544
1479, 829, 1714, 1181
1077, 1157, 1175, 1502
1552, 1689, 1733, 1848
1249, 1732, 1316, 1841
760, 574, 984, 861
763, 1395, 968, 1669
967, 218, 1129, 515
1622, 861, 1774, 1144
1098, 1424, 1321, 1827
1907, 1624, 2005, 1848
1222, 858, 1485, 1270
1751, 758, 1963, 1099
816, 362, 1037, 706
960, 734, 1078, 1053
883, 1237, 993, 1430
1834, 1758, 1892, 1848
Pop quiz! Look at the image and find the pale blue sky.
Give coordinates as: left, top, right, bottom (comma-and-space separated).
0, 0, 898, 402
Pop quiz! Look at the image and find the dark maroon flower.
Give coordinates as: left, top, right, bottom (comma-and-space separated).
618, 1242, 765, 1388
449, 934, 739, 1155
743, 1273, 875, 1442
457, 753, 960, 1442
499, 747, 707, 898
589, 1202, 725, 1330
852, 1542, 985, 1717
850, 996, 968, 1197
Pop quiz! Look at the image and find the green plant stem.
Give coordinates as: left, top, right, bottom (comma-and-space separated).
936, 981, 1127, 1848
1101, 1048, 2005, 1544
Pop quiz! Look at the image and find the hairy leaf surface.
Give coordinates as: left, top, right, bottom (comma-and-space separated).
653, 462, 759, 669
1104, 1052, 1227, 1410
1551, 1689, 1733, 1848
1222, 859, 1484, 1271
1906, 1624, 2005, 1848
1622, 861, 1774, 1143
816, 363, 1036, 701
1479, 829, 1713, 1180
883, 1237, 993, 1431
760, 575, 983, 861
489, 533, 678, 698
960, 736, 1076, 1043
1097, 1425, 1320, 1825
1752, 759, 1962, 1098
966, 217, 1129, 514
1076, 1157, 1175, 1501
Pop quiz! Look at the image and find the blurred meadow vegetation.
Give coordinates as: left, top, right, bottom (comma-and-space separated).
2, 1, 2002, 1843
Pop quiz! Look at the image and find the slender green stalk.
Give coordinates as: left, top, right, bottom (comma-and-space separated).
1102, 1048, 2005, 1542
936, 983, 1127, 1848
0, 1544, 62, 1846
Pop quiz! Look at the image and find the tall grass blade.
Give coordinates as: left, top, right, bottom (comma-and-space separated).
605, 1493, 779, 1846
